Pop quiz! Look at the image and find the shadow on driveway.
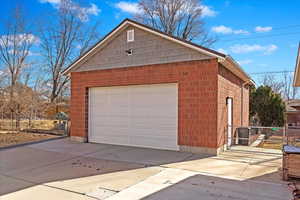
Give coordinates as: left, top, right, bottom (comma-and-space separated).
0, 138, 291, 200
142, 173, 290, 200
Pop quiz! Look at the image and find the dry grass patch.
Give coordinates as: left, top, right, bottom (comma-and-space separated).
0, 131, 60, 148
0, 119, 65, 130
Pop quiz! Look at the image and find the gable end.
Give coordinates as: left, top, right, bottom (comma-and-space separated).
73, 25, 213, 72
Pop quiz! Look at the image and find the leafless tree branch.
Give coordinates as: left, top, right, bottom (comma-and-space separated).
135, 0, 216, 46
0, 6, 36, 129
38, 0, 99, 103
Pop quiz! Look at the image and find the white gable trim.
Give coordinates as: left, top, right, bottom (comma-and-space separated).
126, 21, 224, 59
293, 43, 300, 86
219, 56, 252, 83
63, 22, 128, 75
63, 20, 224, 75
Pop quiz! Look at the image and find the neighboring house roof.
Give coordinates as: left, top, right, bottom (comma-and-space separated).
63, 18, 252, 83
293, 43, 300, 86
286, 103, 297, 112
286, 99, 300, 112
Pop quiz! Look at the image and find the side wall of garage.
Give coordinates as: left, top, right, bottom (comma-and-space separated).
217, 64, 250, 148
70, 59, 220, 154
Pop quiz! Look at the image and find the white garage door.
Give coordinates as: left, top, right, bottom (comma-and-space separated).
88, 83, 179, 150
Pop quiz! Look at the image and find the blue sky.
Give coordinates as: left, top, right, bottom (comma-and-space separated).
2, 0, 300, 83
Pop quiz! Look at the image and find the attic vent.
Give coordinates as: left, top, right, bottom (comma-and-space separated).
127, 29, 134, 42
126, 49, 133, 56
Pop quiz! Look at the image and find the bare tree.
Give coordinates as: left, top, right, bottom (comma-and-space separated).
261, 74, 284, 94
282, 71, 298, 100
260, 72, 299, 100
0, 7, 37, 129
39, 0, 99, 103
135, 0, 216, 46
0, 70, 6, 122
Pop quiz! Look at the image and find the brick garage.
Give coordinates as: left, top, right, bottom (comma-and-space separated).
217, 65, 250, 147
64, 19, 252, 155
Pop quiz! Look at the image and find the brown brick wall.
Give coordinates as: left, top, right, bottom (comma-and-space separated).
217, 64, 249, 147
70, 59, 219, 148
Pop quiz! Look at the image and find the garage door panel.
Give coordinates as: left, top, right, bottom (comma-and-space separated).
90, 127, 130, 139
128, 136, 178, 150
130, 118, 177, 130
93, 130, 129, 138
131, 94, 176, 105
93, 135, 129, 146
92, 116, 129, 128
92, 121, 129, 129
131, 109, 177, 118
89, 83, 178, 150
129, 130, 177, 140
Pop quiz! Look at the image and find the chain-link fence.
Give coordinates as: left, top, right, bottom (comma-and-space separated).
0, 119, 68, 134
233, 126, 285, 150
286, 127, 300, 147
232, 126, 300, 150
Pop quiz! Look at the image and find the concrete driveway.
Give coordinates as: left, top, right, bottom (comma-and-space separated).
0, 138, 292, 200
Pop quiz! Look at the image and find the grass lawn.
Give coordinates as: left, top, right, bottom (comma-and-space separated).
259, 141, 282, 149
258, 135, 283, 149
258, 135, 300, 149
0, 131, 60, 148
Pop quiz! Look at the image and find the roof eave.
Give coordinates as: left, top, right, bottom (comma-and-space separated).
62, 19, 131, 76
293, 43, 300, 87
218, 56, 253, 84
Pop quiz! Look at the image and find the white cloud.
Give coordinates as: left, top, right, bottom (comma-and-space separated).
115, 2, 216, 17
27, 51, 40, 56
39, 0, 100, 22
217, 48, 227, 54
77, 3, 100, 21
0, 34, 40, 46
115, 2, 141, 14
22, 34, 40, 44
233, 29, 249, 34
84, 3, 100, 16
237, 59, 253, 65
211, 25, 249, 35
200, 5, 217, 17
212, 25, 232, 34
258, 64, 268, 67
39, 0, 61, 4
8, 49, 39, 56
75, 44, 81, 49
255, 26, 272, 33
0, 70, 6, 81
230, 44, 278, 54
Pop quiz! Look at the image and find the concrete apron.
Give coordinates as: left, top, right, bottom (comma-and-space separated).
0, 167, 164, 200
106, 149, 288, 200
0, 138, 291, 200
106, 168, 290, 200
1, 166, 291, 200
